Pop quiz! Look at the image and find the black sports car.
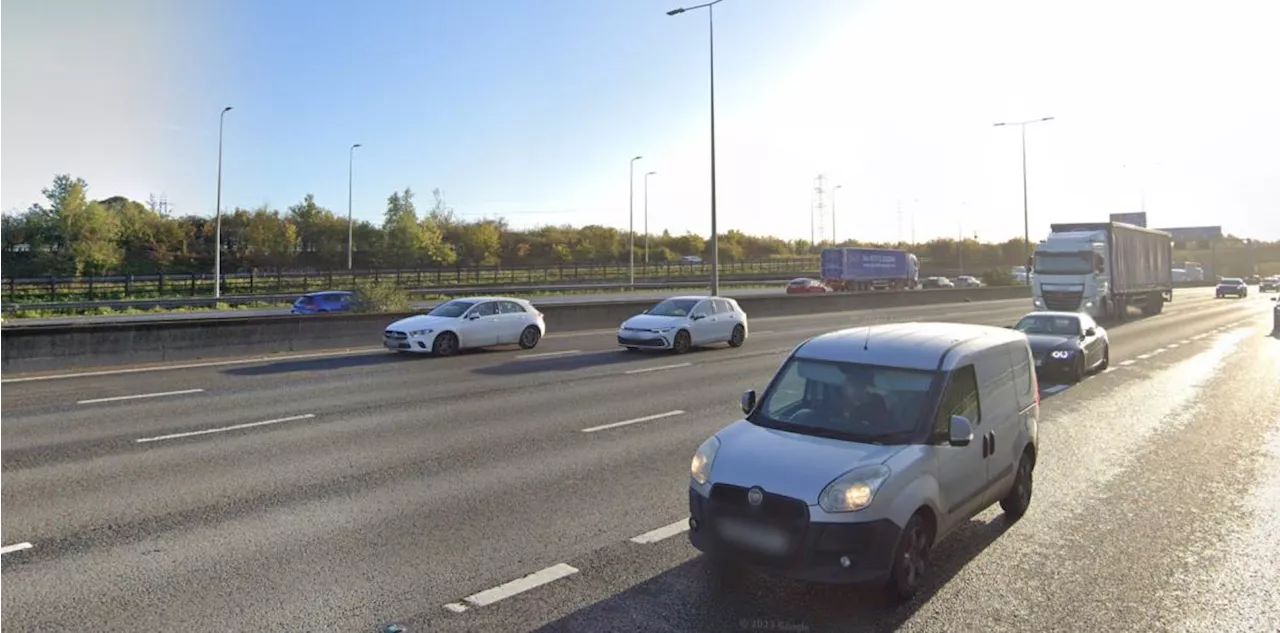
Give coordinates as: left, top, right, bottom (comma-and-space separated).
1012, 311, 1110, 383
1216, 278, 1248, 298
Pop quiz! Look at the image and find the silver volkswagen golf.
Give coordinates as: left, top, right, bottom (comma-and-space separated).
687, 322, 1040, 600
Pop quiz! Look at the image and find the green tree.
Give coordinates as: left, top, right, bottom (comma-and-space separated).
56, 182, 123, 275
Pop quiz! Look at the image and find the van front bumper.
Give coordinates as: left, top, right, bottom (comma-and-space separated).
687, 486, 901, 586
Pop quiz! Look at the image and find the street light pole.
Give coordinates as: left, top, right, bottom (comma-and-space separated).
994, 116, 1054, 268
347, 143, 362, 270
831, 184, 843, 244
629, 155, 643, 289
214, 106, 232, 299
644, 171, 657, 263
668, 0, 725, 296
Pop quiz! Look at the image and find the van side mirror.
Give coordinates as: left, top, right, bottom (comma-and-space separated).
948, 415, 974, 447
741, 389, 757, 415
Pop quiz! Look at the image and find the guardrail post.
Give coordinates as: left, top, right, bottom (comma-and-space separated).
302, 272, 309, 292
328, 269, 334, 289
250, 269, 256, 294
88, 276, 96, 300
191, 274, 197, 295
158, 273, 165, 296
49, 276, 56, 300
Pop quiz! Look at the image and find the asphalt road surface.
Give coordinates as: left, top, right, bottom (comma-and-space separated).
6, 286, 792, 327
3, 288, 1277, 633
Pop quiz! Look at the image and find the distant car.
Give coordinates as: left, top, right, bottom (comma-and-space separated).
921, 276, 954, 289
1215, 278, 1248, 298
1272, 297, 1279, 331
1260, 277, 1279, 292
617, 295, 748, 353
382, 296, 545, 356
292, 291, 354, 314
1246, 274, 1262, 285
785, 278, 831, 294
680, 255, 704, 264
954, 275, 983, 288
1012, 311, 1110, 383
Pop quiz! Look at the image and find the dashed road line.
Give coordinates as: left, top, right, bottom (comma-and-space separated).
624, 362, 692, 375
1137, 353, 1153, 360
1166, 343, 1180, 349
630, 519, 690, 544
581, 410, 685, 433
1120, 359, 1137, 366
77, 388, 205, 405
1, 542, 34, 555
443, 563, 579, 613
0, 348, 380, 383
135, 413, 317, 444
515, 349, 581, 360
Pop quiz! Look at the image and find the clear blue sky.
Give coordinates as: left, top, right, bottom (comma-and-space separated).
4, 0, 1279, 242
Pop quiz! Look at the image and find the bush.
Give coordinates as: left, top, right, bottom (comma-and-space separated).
981, 268, 1016, 287
352, 279, 411, 313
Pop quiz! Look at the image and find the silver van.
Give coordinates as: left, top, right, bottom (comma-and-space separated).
687, 322, 1040, 600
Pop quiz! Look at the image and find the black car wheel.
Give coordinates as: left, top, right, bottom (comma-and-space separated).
1097, 344, 1110, 371
1000, 451, 1035, 521
518, 326, 541, 349
728, 325, 746, 348
672, 330, 692, 354
432, 332, 459, 357
886, 513, 933, 602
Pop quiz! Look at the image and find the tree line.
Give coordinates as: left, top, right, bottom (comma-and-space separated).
5, 174, 1268, 279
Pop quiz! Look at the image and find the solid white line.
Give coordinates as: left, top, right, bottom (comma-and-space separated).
2, 348, 380, 384
1, 542, 34, 555
135, 414, 316, 444
1120, 359, 1137, 366
581, 410, 685, 433
515, 349, 581, 359
77, 388, 205, 405
624, 362, 692, 375
456, 563, 579, 608
630, 520, 690, 544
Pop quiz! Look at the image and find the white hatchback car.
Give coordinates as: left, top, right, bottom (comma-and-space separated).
616, 295, 748, 353
383, 296, 545, 356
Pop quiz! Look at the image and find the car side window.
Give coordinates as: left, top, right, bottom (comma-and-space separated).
934, 365, 982, 438
472, 302, 499, 317
693, 300, 711, 317
500, 301, 526, 314
714, 299, 733, 314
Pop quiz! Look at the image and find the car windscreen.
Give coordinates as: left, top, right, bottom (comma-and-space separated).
294, 296, 314, 306
1014, 315, 1080, 336
648, 298, 699, 317
427, 300, 475, 318
749, 357, 937, 444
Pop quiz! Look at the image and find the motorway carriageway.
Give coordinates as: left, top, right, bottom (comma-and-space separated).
1, 287, 1278, 632
7, 286, 791, 327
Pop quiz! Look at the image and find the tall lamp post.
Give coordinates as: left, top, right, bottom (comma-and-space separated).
213, 106, 233, 299
629, 155, 643, 288
831, 184, 843, 244
993, 116, 1054, 268
347, 143, 362, 270
644, 171, 657, 263
667, 0, 725, 296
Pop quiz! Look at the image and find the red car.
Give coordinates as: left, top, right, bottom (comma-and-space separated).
785, 278, 831, 294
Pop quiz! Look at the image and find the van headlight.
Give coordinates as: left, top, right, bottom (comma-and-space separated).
818, 464, 891, 513
690, 436, 721, 486
409, 329, 433, 336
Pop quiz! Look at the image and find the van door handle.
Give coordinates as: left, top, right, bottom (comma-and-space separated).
982, 433, 990, 458
988, 431, 995, 456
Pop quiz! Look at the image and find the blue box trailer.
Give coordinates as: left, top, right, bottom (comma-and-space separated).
820, 248, 920, 291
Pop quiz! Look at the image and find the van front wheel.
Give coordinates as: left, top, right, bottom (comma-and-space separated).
885, 513, 932, 602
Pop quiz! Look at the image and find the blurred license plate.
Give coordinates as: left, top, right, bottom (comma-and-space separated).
1035, 358, 1043, 366
716, 518, 788, 555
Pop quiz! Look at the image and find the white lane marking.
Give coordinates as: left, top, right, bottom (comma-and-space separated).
630, 519, 690, 544
1102, 367, 1117, 374
77, 388, 205, 405
515, 349, 581, 359
1137, 353, 1153, 360
446, 563, 580, 611
135, 414, 316, 444
1, 542, 34, 555
1180, 339, 1191, 344
1151, 348, 1168, 355
624, 362, 692, 375
1120, 359, 1137, 366
582, 410, 686, 433
751, 330, 775, 335
1041, 384, 1070, 395
1167, 343, 1180, 349
1, 348, 380, 384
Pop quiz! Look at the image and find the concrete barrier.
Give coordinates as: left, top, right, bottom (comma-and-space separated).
2, 286, 1031, 374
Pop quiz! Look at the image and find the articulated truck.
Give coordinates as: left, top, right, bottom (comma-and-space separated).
820, 247, 919, 291
1031, 222, 1173, 320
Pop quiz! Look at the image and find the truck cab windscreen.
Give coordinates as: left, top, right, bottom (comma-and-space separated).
1034, 253, 1097, 275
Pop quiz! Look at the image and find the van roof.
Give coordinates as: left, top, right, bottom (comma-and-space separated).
795, 322, 1026, 371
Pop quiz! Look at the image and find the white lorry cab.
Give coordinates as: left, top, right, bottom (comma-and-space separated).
687, 322, 1040, 601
